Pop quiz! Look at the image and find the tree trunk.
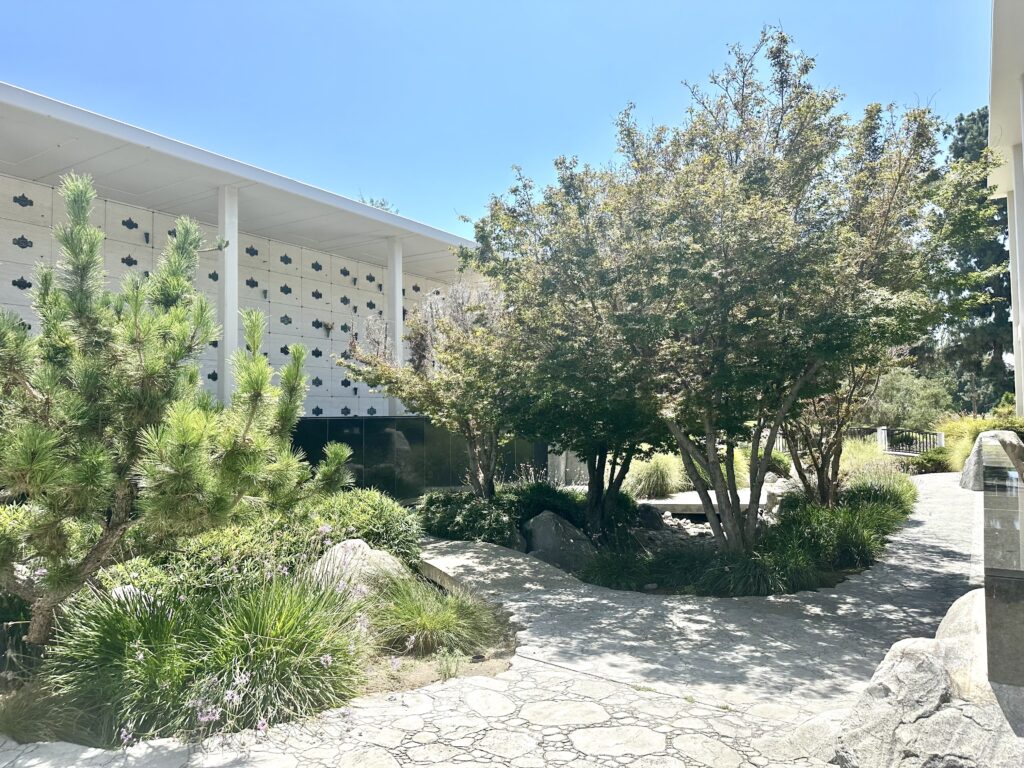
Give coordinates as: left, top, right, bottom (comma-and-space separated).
584, 451, 607, 535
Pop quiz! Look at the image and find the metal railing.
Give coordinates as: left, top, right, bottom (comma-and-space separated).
773, 426, 944, 457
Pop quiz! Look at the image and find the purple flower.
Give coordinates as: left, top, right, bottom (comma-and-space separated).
318, 523, 333, 535
119, 726, 133, 746
356, 614, 370, 631
256, 717, 269, 734
319, 654, 333, 668
404, 634, 416, 651
177, 594, 186, 603
277, 564, 289, 575
224, 689, 241, 705
135, 651, 145, 662
233, 670, 251, 688
195, 702, 221, 724
390, 657, 401, 671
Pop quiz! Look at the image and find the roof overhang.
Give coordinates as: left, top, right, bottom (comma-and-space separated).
988, 0, 1024, 196
0, 82, 476, 277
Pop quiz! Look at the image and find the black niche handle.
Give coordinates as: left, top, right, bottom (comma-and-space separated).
210, 340, 219, 348
12, 235, 32, 249
12, 276, 32, 290
341, 378, 351, 387
412, 284, 421, 292
340, 295, 350, 305
208, 271, 218, 282
279, 284, 292, 295
367, 406, 377, 416
367, 301, 376, 310
12, 194, 33, 208
312, 406, 323, 416
122, 217, 139, 231
339, 267, 350, 277
341, 406, 351, 416
279, 345, 290, 355
311, 376, 323, 387
311, 260, 323, 272
144, 232, 150, 244
311, 289, 322, 300
339, 323, 350, 334
168, 227, 177, 238
311, 347, 323, 358
245, 277, 259, 288
121, 255, 138, 267
280, 314, 292, 326
245, 245, 259, 257
279, 253, 292, 265
311, 319, 323, 330
366, 273, 376, 282
207, 371, 218, 381
378, 284, 384, 293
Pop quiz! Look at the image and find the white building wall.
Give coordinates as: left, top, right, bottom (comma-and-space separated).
0, 172, 447, 418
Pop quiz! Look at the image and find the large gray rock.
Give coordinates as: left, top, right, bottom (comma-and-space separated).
523, 511, 597, 573
309, 539, 407, 592
960, 430, 1024, 490
827, 591, 1024, 768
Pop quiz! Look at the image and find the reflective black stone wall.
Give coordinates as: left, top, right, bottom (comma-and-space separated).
293, 416, 545, 501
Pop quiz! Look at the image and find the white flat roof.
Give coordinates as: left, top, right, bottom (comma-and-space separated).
988, 0, 1024, 196
0, 82, 475, 276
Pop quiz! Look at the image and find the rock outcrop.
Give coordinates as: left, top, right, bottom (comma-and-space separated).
309, 538, 407, 591
523, 511, 597, 573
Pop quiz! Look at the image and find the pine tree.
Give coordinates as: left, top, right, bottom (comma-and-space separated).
0, 174, 350, 645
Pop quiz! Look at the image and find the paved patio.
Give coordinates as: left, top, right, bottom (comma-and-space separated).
2, 473, 980, 767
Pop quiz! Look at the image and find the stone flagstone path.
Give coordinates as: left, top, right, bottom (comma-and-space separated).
1, 473, 979, 767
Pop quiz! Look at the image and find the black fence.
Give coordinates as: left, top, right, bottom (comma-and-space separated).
292, 416, 545, 501
884, 428, 943, 455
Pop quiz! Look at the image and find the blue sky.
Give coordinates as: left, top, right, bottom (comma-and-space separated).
1, 1, 991, 238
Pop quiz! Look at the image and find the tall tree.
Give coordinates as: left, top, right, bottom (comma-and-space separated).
0, 175, 350, 645
463, 161, 667, 534
611, 30, 992, 553
932, 107, 1012, 410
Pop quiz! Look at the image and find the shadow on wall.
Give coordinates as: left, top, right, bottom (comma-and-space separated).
293, 416, 545, 501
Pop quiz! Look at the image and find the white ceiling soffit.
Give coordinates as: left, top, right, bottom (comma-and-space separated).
0, 82, 475, 275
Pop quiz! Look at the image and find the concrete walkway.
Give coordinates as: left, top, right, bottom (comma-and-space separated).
2, 474, 979, 767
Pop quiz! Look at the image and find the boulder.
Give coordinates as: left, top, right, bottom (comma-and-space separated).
309, 539, 407, 592
828, 632, 1024, 767
523, 511, 597, 573
636, 504, 666, 531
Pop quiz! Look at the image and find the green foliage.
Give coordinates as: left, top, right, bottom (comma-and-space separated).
419, 483, 586, 548
300, 489, 422, 566
419, 491, 520, 548
0, 174, 350, 644
839, 465, 918, 517
581, 466, 917, 596
32, 579, 364, 745
624, 454, 686, 499
936, 414, 1024, 470
859, 369, 954, 430
368, 573, 501, 656
188, 579, 364, 735
839, 437, 896, 476
904, 447, 953, 475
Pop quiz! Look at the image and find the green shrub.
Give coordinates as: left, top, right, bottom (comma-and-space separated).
43, 590, 196, 743
840, 437, 896, 476
624, 454, 685, 499
830, 508, 885, 568
189, 579, 364, 734
369, 573, 501, 656
579, 550, 655, 591
301, 489, 422, 566
419, 490, 520, 548
32, 578, 365, 745
840, 466, 917, 517
696, 552, 786, 597
903, 447, 952, 475
0, 683, 101, 747
497, 482, 587, 529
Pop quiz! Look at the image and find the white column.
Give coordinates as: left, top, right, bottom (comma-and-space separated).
386, 237, 405, 416
1012, 149, 1024, 417
1008, 185, 1024, 416
217, 186, 239, 403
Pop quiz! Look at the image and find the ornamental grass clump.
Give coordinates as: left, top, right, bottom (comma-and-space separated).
368, 573, 501, 656
27, 578, 366, 746
188, 578, 364, 735
623, 454, 686, 499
